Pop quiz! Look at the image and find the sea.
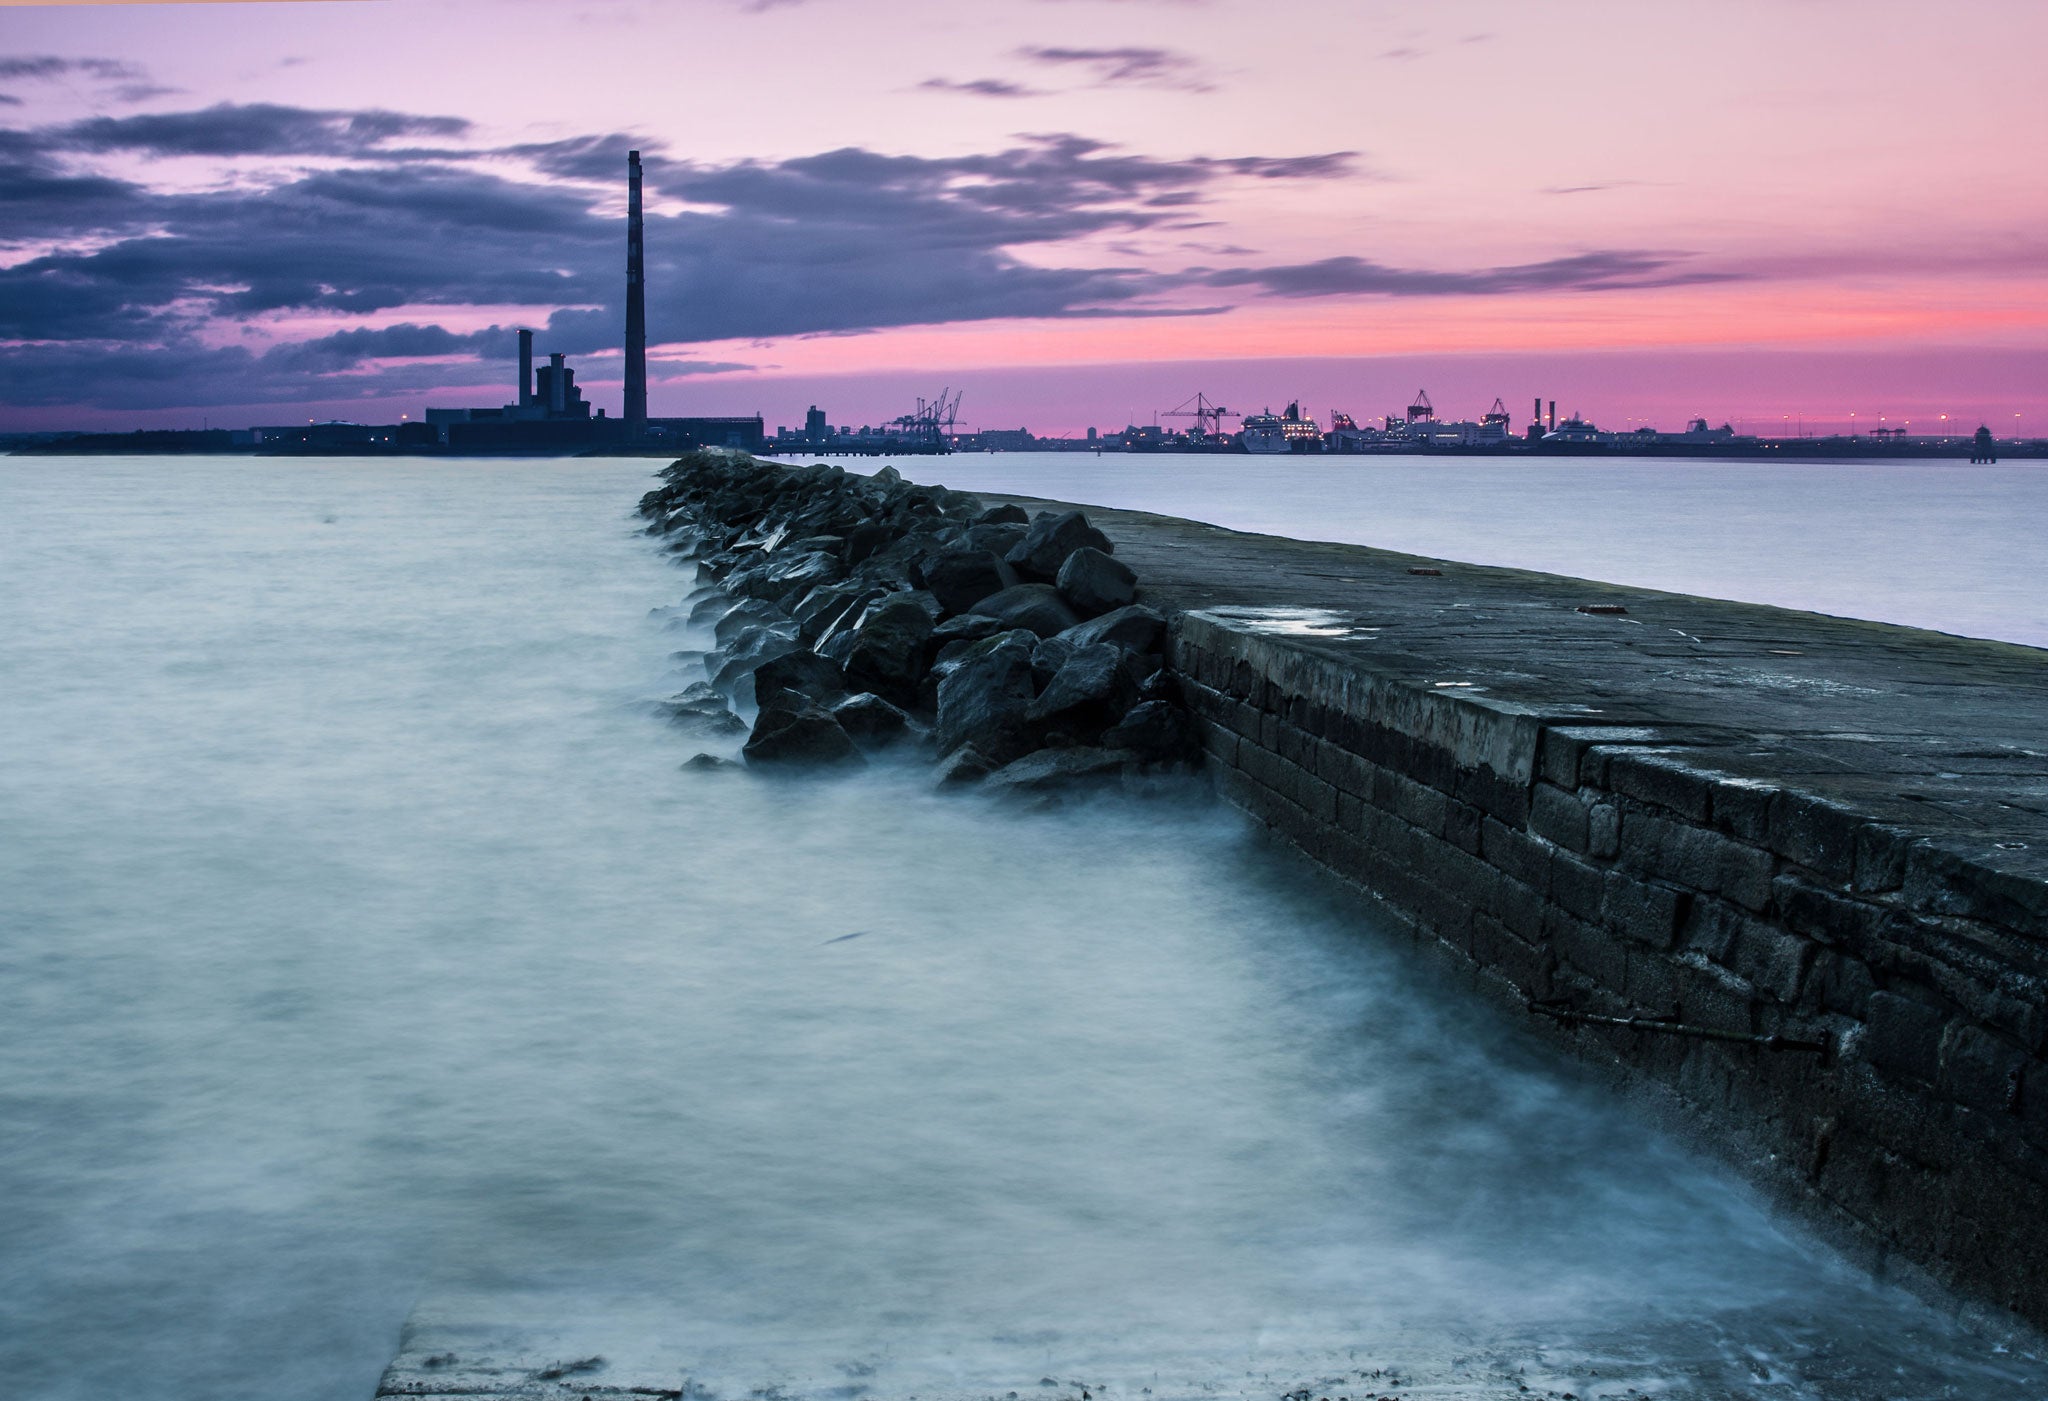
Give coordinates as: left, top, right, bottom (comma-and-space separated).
1, 452, 2043, 1401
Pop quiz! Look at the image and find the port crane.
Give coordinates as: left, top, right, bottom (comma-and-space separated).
1159, 392, 1239, 440
893, 387, 962, 450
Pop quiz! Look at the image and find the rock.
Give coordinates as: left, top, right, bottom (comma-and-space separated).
965, 522, 1027, 558
688, 592, 740, 627
709, 623, 805, 695
1057, 603, 1167, 655
713, 598, 795, 647
845, 522, 893, 565
843, 593, 937, 706
680, 752, 742, 772
933, 744, 999, 787
792, 581, 879, 643
1029, 636, 1075, 689
832, 692, 919, 752
930, 612, 1012, 648
983, 746, 1135, 794
920, 546, 1018, 617
1027, 642, 1139, 734
816, 628, 860, 665
1004, 510, 1113, 583
662, 695, 749, 737
742, 701, 866, 770
751, 650, 847, 709
966, 583, 1081, 639
727, 548, 844, 605
1137, 667, 1180, 704
1055, 547, 1137, 618
934, 629, 1042, 764
976, 503, 1029, 525
670, 680, 719, 704
1101, 699, 1193, 762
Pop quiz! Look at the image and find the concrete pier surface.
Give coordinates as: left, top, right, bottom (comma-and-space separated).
377, 485, 2048, 1397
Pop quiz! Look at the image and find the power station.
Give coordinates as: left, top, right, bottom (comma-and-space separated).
420, 150, 763, 454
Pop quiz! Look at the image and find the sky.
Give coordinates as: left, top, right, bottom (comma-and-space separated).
1, 0, 2044, 435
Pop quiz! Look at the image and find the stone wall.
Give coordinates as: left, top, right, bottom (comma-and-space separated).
1171, 608, 2048, 1326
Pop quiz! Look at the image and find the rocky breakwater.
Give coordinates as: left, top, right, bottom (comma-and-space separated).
638, 452, 1196, 792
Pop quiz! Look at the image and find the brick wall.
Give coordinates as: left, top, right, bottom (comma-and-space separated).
1172, 610, 2048, 1326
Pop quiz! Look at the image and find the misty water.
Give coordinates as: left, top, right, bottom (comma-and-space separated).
2, 455, 2044, 1401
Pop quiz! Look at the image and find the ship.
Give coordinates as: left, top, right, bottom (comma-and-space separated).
1241, 401, 1323, 454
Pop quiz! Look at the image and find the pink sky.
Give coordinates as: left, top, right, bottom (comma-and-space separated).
2, 0, 2045, 433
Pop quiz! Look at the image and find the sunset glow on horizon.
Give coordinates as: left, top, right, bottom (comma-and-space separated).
2, 0, 2044, 433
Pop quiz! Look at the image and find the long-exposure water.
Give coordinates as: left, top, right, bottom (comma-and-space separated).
2, 455, 2044, 1401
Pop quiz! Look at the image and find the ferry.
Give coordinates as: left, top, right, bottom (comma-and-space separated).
1241, 401, 1323, 454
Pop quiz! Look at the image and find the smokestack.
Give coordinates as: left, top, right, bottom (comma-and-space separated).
624, 149, 648, 438
519, 329, 534, 408
549, 352, 566, 415
1533, 396, 1541, 425
1548, 400, 1557, 430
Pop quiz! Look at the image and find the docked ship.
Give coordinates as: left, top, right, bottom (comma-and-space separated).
1241, 401, 1323, 454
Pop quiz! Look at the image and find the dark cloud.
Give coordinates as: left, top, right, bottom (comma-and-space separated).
918, 78, 1045, 98
1202, 251, 1739, 297
0, 56, 144, 82
1018, 45, 1215, 91
57, 103, 472, 159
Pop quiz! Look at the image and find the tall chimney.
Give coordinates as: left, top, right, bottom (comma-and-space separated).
518, 329, 534, 408
1548, 400, 1557, 430
624, 149, 648, 439
549, 352, 567, 415
1533, 396, 1541, 425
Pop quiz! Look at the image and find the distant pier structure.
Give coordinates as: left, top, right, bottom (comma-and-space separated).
1972, 425, 1998, 463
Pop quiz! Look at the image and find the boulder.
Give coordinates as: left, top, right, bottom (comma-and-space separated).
662, 695, 748, 737
832, 692, 919, 752
1056, 603, 1167, 655
742, 701, 866, 770
751, 650, 847, 709
713, 598, 795, 647
843, 593, 937, 706
1027, 642, 1139, 734
791, 581, 879, 643
983, 746, 1135, 795
934, 629, 1042, 764
976, 503, 1029, 525
709, 623, 804, 694
965, 522, 1027, 558
680, 752, 742, 773
966, 583, 1080, 639
920, 546, 1017, 617
1101, 699, 1194, 762
816, 628, 860, 666
933, 744, 999, 787
930, 612, 1011, 647
1004, 510, 1113, 582
1055, 546, 1137, 618
845, 522, 893, 565
729, 548, 844, 605
1029, 636, 1075, 689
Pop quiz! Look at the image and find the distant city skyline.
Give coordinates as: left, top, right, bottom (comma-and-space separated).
2, 0, 2044, 434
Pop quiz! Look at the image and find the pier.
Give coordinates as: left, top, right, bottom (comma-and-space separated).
377, 467, 2048, 1397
